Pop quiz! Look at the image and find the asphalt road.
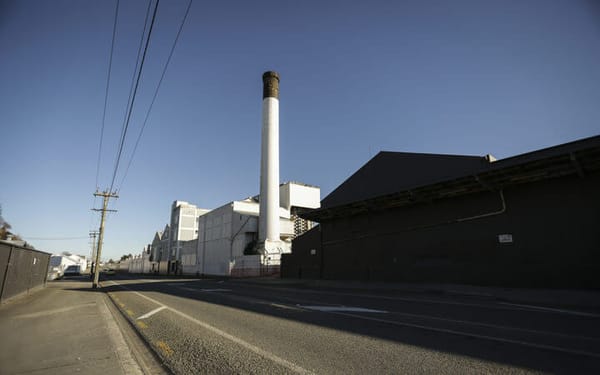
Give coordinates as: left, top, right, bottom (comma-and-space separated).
100, 276, 600, 374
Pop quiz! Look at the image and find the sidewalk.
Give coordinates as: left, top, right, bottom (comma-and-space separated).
229, 277, 600, 311
0, 280, 143, 375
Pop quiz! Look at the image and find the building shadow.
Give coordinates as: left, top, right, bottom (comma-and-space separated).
69, 275, 600, 374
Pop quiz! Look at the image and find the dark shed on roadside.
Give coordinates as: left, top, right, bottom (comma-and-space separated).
281, 135, 600, 288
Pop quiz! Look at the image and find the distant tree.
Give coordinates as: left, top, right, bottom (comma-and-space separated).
120, 254, 130, 261
0, 221, 12, 240
108, 258, 115, 264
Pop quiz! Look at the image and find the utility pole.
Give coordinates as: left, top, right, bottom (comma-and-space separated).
89, 230, 99, 279
92, 190, 118, 288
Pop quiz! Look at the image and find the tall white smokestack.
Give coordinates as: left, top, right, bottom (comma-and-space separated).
259, 71, 281, 252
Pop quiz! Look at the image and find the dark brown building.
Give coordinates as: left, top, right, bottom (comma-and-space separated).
282, 135, 600, 288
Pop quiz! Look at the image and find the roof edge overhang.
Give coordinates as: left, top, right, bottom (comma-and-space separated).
299, 143, 600, 222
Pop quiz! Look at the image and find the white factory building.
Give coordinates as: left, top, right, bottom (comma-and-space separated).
132, 182, 319, 277
168, 201, 210, 273
182, 182, 319, 277
128, 71, 319, 277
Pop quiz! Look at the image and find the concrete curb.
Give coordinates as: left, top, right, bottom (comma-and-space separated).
100, 282, 173, 375
98, 294, 144, 375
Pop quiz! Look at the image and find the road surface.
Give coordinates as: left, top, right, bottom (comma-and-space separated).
102, 276, 600, 374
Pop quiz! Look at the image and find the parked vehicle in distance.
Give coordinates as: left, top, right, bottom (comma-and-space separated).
103, 268, 116, 276
63, 265, 81, 277
47, 266, 63, 280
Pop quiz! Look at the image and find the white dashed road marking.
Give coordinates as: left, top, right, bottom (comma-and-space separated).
137, 306, 167, 320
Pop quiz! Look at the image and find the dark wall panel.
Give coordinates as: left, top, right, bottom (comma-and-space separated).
0, 244, 11, 296
285, 173, 600, 288
0, 243, 51, 303
282, 227, 322, 279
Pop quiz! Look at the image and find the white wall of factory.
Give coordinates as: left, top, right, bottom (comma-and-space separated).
177, 182, 320, 277
169, 201, 210, 262
128, 246, 152, 274
128, 184, 320, 276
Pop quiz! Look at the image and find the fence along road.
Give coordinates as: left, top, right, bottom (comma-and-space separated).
0, 241, 50, 303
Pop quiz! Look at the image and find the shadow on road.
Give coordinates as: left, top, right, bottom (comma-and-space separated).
68, 274, 600, 374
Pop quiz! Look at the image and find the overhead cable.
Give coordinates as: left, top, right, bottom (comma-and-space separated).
109, 0, 161, 193
116, 0, 153, 174
119, 0, 194, 192
95, 0, 120, 190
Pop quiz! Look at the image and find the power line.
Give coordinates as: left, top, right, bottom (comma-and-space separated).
109, 0, 161, 193
95, 0, 120, 190
119, 0, 194, 192
116, 0, 153, 175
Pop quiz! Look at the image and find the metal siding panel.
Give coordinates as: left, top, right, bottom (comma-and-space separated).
1, 245, 51, 302
0, 244, 12, 300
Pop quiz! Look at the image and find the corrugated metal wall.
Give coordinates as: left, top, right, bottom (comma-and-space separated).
283, 226, 322, 279
0, 242, 51, 303
283, 173, 600, 288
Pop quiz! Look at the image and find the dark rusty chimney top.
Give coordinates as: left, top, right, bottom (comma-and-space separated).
262, 71, 280, 99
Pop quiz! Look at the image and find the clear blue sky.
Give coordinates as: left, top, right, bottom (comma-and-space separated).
1, 0, 599, 261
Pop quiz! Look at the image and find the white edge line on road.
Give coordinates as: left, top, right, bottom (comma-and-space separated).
330, 311, 600, 359
498, 302, 600, 318
137, 306, 167, 320
106, 281, 314, 375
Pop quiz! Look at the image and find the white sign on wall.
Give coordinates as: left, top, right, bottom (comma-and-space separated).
498, 234, 513, 243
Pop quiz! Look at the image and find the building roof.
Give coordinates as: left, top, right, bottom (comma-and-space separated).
321, 152, 489, 209
302, 134, 600, 221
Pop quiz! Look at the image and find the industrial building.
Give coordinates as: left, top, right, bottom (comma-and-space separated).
180, 182, 319, 277
132, 182, 319, 277
282, 135, 600, 288
149, 224, 169, 273
129, 71, 321, 277
166, 201, 210, 274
